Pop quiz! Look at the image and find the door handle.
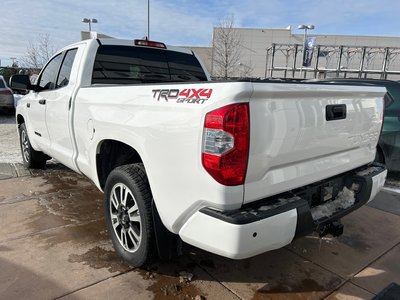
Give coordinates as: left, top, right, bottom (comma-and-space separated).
27, 103, 30, 108
326, 104, 346, 121
38, 99, 46, 105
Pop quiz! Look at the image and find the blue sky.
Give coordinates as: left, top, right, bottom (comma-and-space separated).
1, 0, 400, 67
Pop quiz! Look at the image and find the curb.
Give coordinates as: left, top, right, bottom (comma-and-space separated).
0, 163, 31, 180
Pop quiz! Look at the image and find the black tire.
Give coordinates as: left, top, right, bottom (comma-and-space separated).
19, 123, 47, 169
104, 163, 156, 267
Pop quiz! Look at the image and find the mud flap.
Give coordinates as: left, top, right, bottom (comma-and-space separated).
151, 200, 181, 260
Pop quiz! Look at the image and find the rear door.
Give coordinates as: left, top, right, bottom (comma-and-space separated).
45, 47, 82, 171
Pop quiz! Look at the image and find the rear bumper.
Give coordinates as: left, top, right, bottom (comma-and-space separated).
179, 163, 387, 259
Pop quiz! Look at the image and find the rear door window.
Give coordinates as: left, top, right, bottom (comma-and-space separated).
92, 45, 207, 84
38, 54, 63, 90
56, 48, 78, 88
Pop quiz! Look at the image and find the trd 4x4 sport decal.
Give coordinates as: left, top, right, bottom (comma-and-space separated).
152, 88, 213, 104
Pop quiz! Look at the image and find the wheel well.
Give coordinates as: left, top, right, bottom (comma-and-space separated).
17, 114, 25, 126
96, 140, 143, 189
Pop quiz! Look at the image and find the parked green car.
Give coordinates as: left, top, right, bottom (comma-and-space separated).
308, 78, 400, 171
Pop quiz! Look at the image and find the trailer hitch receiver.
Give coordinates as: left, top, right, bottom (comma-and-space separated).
319, 221, 344, 237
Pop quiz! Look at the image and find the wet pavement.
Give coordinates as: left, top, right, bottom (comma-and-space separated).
0, 164, 399, 299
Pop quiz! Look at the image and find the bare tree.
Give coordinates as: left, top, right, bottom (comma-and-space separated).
21, 34, 56, 69
212, 15, 244, 79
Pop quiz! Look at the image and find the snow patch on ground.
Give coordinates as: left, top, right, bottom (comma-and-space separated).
311, 187, 355, 220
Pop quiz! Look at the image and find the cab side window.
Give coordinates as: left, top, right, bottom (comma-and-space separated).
57, 49, 78, 88
38, 54, 63, 91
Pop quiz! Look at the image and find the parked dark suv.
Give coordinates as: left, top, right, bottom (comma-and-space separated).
308, 78, 400, 171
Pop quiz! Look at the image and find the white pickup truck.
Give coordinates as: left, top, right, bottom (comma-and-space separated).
10, 38, 387, 267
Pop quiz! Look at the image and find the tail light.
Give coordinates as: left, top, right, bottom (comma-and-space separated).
202, 103, 250, 186
0, 90, 12, 95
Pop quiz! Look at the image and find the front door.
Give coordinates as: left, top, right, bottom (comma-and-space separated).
27, 53, 63, 153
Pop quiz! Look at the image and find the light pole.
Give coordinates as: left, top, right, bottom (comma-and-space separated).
82, 18, 98, 32
238, 62, 251, 78
147, 0, 150, 39
10, 57, 17, 67
298, 24, 315, 77
298, 24, 315, 47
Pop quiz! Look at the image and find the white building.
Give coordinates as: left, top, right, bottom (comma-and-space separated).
188, 27, 400, 80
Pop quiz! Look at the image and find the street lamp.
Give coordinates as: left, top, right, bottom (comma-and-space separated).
147, 0, 150, 39
10, 57, 17, 67
298, 24, 315, 76
298, 24, 315, 48
82, 18, 98, 32
238, 62, 251, 78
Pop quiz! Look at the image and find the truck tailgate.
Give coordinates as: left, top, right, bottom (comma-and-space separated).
244, 83, 386, 204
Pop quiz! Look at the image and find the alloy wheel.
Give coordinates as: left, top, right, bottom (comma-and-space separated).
109, 183, 142, 253
21, 130, 30, 163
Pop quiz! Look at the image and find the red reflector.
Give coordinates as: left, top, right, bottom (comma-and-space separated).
202, 103, 250, 186
134, 39, 166, 49
0, 90, 12, 95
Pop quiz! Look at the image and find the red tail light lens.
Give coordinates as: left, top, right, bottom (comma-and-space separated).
202, 103, 250, 186
0, 90, 12, 95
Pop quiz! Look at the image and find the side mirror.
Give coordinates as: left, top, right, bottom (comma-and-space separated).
9, 75, 34, 91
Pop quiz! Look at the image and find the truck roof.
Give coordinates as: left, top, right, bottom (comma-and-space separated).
98, 38, 194, 55
60, 38, 193, 55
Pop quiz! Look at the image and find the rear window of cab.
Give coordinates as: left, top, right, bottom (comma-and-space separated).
92, 45, 207, 84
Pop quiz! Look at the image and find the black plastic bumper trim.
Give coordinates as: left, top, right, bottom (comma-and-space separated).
200, 198, 306, 225
199, 163, 386, 239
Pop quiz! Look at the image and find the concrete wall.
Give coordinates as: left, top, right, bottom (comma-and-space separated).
186, 46, 213, 75
186, 27, 400, 80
